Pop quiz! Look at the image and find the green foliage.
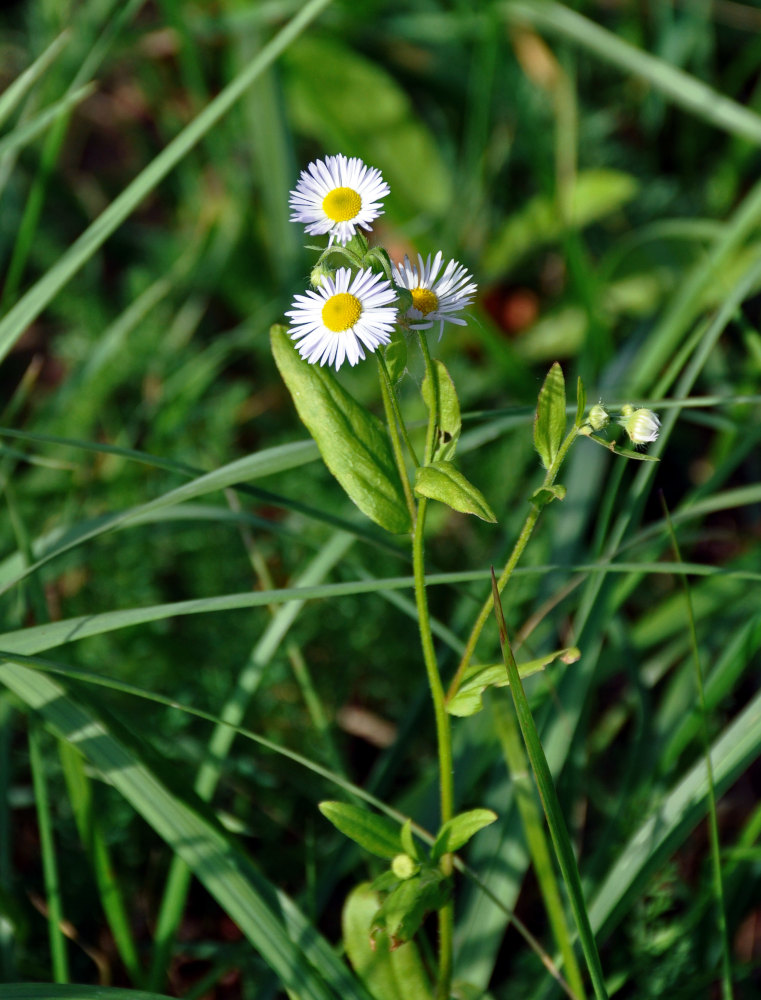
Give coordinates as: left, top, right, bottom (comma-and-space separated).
414, 462, 496, 522
421, 360, 461, 462
533, 362, 567, 470
318, 802, 402, 860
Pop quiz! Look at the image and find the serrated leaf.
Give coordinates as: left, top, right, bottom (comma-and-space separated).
414, 461, 496, 522
575, 376, 586, 427
319, 801, 402, 859
421, 360, 461, 461
343, 884, 433, 1000
431, 809, 498, 861
271, 326, 410, 534
384, 329, 408, 383
531, 483, 567, 509
534, 363, 566, 470
372, 869, 452, 947
446, 648, 581, 717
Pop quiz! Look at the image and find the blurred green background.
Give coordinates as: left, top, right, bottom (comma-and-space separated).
1, 1, 761, 997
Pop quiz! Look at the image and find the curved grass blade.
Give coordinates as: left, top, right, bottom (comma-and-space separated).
0, 32, 70, 128
0, 661, 372, 1000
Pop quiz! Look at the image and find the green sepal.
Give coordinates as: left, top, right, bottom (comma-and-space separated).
430, 809, 498, 861
446, 648, 581, 717
575, 376, 586, 427
384, 329, 408, 383
343, 883, 433, 1000
372, 869, 452, 948
271, 326, 410, 533
531, 483, 567, 509
414, 461, 496, 522
319, 801, 402, 859
421, 359, 461, 461
534, 362, 566, 469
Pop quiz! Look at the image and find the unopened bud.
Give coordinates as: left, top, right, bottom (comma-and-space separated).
619, 406, 660, 445
588, 403, 609, 431
391, 853, 418, 880
310, 263, 334, 289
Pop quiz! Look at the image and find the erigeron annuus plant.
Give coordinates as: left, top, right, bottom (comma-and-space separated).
271, 153, 660, 1000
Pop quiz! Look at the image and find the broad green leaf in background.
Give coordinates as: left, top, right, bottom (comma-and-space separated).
414, 461, 496, 522
421, 360, 461, 462
373, 869, 451, 948
343, 884, 433, 1000
271, 325, 410, 534
431, 810, 498, 862
282, 35, 451, 216
482, 169, 638, 278
319, 801, 402, 859
533, 363, 566, 470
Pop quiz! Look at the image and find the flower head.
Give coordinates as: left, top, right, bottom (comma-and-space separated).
289, 154, 390, 246
588, 403, 609, 432
619, 405, 660, 445
392, 251, 477, 339
286, 267, 397, 370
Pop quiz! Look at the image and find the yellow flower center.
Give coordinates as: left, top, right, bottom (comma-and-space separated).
322, 187, 362, 222
322, 292, 362, 332
411, 287, 439, 315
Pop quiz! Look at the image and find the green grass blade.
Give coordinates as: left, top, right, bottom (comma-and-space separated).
28, 724, 69, 983
0, 989, 172, 1000
0, 696, 16, 980
0, 661, 371, 1000
491, 572, 608, 1000
589, 685, 761, 939
0, 85, 95, 164
0, 31, 70, 128
504, 1, 761, 144
0, 0, 333, 365
661, 503, 733, 999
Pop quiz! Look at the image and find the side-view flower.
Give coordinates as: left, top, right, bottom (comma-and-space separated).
393, 251, 477, 339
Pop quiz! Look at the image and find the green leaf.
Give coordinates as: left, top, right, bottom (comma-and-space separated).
531, 483, 567, 509
533, 363, 566, 470
343, 884, 433, 1000
373, 869, 452, 947
271, 326, 410, 534
421, 360, 461, 461
414, 461, 496, 522
586, 434, 661, 461
431, 810, 498, 861
319, 801, 402, 859
575, 376, 586, 427
384, 329, 408, 383
400, 818, 419, 860
447, 649, 581, 718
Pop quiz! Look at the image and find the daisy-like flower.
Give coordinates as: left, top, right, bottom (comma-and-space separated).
289, 154, 390, 246
619, 405, 660, 444
286, 267, 397, 370
392, 251, 477, 339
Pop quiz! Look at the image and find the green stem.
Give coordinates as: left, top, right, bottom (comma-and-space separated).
377, 355, 417, 524
447, 426, 579, 703
413, 331, 454, 999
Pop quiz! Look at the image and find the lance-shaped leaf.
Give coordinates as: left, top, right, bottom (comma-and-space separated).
534, 362, 566, 469
414, 461, 496, 522
430, 809, 498, 861
271, 326, 410, 534
319, 801, 402, 859
421, 359, 461, 461
575, 376, 587, 427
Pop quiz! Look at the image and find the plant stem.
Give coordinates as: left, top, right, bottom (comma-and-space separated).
447, 426, 579, 703
413, 331, 454, 999
377, 355, 418, 525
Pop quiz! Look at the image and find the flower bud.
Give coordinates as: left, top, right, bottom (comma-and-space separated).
391, 853, 418, 880
588, 403, 609, 431
309, 262, 335, 289
619, 406, 660, 444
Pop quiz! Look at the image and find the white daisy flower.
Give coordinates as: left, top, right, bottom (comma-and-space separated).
286, 267, 397, 370
619, 405, 660, 444
289, 154, 390, 246
393, 251, 477, 339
